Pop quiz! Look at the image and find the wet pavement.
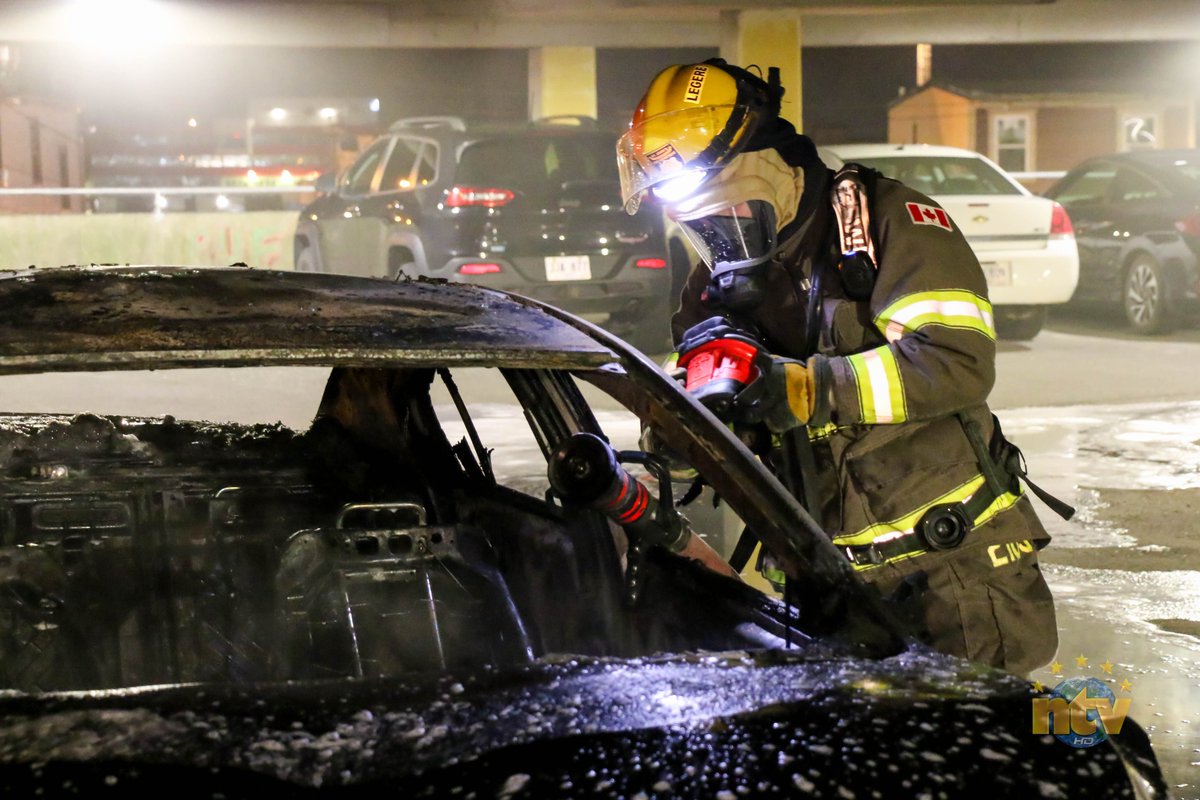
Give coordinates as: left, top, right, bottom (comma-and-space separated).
999, 402, 1200, 798
990, 316, 1200, 797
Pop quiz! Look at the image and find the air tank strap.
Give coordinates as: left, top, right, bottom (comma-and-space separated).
957, 412, 1076, 523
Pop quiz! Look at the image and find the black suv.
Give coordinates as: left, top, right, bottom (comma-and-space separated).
294, 116, 690, 351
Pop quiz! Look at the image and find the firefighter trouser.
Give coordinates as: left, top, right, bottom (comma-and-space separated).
872, 541, 1058, 677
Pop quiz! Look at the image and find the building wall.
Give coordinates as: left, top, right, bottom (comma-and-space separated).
0, 99, 84, 214
1034, 106, 1118, 171
887, 87, 974, 148
1163, 104, 1192, 149
890, 89, 1197, 194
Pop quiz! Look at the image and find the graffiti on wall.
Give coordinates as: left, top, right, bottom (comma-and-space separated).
0, 212, 298, 271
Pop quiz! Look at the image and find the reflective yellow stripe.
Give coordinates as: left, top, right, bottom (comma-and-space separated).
876, 290, 996, 343
846, 347, 907, 424
832, 474, 1023, 548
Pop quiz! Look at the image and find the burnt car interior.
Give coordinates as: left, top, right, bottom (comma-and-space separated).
0, 363, 808, 692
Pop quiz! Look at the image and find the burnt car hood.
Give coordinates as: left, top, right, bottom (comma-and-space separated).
0, 649, 1163, 798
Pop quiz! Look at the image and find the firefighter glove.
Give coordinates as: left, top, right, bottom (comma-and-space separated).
736, 354, 832, 432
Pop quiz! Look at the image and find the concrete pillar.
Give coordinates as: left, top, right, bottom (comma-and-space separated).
916, 43, 933, 87
528, 46, 597, 122
718, 10, 804, 132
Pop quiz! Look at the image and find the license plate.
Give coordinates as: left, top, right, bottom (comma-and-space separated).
545, 255, 592, 282
981, 261, 1012, 287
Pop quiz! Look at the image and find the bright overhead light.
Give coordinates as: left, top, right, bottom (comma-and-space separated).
269, 107, 287, 122
65, 0, 177, 52
318, 107, 338, 122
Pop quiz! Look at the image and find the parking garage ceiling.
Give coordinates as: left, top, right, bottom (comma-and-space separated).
0, 0, 1196, 48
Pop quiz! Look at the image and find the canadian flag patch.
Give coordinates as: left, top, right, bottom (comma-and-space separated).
906, 202, 953, 231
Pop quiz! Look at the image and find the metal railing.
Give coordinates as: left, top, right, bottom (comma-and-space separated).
0, 186, 317, 196
0, 185, 321, 215
1009, 171, 1068, 182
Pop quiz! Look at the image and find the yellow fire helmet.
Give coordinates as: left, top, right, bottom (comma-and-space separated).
617, 59, 781, 214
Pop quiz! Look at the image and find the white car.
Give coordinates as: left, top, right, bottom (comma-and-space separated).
819, 143, 1079, 341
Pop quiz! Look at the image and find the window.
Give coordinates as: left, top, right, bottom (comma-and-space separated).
992, 114, 1030, 173
379, 137, 421, 191
414, 142, 437, 185
1112, 167, 1163, 203
849, 156, 1021, 196
1137, 151, 1200, 184
1049, 165, 1116, 206
429, 367, 551, 500
341, 138, 390, 195
1123, 115, 1158, 150
455, 134, 616, 196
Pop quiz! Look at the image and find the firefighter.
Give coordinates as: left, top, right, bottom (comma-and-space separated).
616, 59, 1062, 676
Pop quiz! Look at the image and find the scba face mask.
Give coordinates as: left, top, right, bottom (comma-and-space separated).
678, 200, 778, 271
674, 200, 778, 312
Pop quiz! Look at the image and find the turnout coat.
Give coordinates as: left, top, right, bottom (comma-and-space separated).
672, 165, 1059, 675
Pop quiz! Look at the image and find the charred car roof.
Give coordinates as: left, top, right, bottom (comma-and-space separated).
0, 265, 617, 374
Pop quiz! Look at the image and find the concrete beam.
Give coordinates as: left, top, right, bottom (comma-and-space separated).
0, 1, 720, 49
0, 0, 1194, 49
801, 0, 1200, 45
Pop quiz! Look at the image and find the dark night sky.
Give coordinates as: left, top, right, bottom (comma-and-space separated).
5, 38, 1199, 145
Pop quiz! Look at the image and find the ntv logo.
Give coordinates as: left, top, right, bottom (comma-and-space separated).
1031, 653, 1134, 749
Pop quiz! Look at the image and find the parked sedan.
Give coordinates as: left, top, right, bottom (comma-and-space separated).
1044, 149, 1200, 334
0, 266, 1166, 797
820, 144, 1079, 341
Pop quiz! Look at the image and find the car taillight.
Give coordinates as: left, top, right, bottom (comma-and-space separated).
1050, 202, 1074, 236
635, 257, 667, 269
1175, 211, 1200, 238
458, 263, 502, 275
445, 186, 515, 208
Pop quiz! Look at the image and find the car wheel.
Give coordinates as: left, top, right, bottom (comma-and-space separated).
294, 243, 320, 273
1123, 254, 1174, 334
994, 305, 1047, 341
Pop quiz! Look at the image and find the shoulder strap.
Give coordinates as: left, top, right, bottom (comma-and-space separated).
830, 163, 880, 301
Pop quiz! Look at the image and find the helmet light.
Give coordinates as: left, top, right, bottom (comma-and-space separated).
649, 168, 710, 203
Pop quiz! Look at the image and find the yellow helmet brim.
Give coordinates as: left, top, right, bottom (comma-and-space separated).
616, 103, 760, 214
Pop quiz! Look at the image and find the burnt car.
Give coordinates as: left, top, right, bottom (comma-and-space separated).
293, 116, 690, 352
1044, 149, 1200, 333
0, 266, 1166, 798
